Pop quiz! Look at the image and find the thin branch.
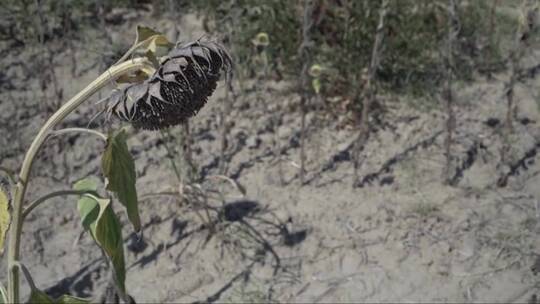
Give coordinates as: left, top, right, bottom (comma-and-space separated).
353, 0, 389, 186
502, 0, 537, 165
51, 127, 107, 141
182, 120, 196, 183
298, 0, 315, 185
239, 219, 281, 275
206, 175, 246, 196
13, 262, 37, 291
112, 39, 151, 66
219, 78, 231, 175
160, 129, 182, 183
444, 0, 459, 185
486, 0, 502, 79
22, 189, 98, 220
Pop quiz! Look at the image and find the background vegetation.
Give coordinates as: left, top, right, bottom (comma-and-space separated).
1, 0, 539, 302
1, 0, 521, 103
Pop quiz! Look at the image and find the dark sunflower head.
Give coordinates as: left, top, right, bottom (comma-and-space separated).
107, 39, 233, 130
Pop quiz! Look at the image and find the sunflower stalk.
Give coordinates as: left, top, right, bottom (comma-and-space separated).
444, 0, 459, 185
219, 80, 232, 174
353, 0, 389, 187
180, 121, 196, 184
501, 0, 537, 167
160, 129, 182, 182
298, 0, 315, 185
6, 57, 154, 303
5, 24, 232, 303
486, 0, 502, 79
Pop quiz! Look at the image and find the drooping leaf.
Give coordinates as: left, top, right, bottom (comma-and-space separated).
19, 261, 50, 304
0, 187, 10, 254
78, 196, 99, 232
76, 195, 126, 293
145, 50, 160, 68
73, 178, 126, 294
135, 25, 174, 54
102, 130, 141, 232
73, 178, 97, 192
136, 26, 162, 43
27, 289, 54, 304
74, 178, 99, 231
92, 199, 126, 293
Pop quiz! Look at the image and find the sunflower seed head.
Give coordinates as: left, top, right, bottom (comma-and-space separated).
107, 39, 233, 130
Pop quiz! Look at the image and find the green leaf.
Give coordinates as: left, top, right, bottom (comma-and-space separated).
73, 178, 97, 192
135, 25, 173, 54
93, 199, 126, 293
102, 130, 141, 232
136, 26, 162, 43
73, 178, 126, 294
78, 196, 99, 232
74, 179, 99, 231
55, 295, 91, 304
27, 289, 54, 304
145, 50, 160, 68
76, 196, 126, 293
19, 262, 51, 304
0, 187, 10, 254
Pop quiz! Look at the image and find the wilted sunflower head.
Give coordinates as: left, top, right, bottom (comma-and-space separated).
107, 39, 232, 130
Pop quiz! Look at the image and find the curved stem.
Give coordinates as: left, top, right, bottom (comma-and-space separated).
13, 262, 37, 292
113, 40, 147, 66
7, 57, 152, 303
22, 189, 97, 220
51, 127, 108, 141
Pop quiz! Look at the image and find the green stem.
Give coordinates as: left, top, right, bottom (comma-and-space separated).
51, 127, 108, 141
7, 57, 152, 303
22, 190, 98, 220
113, 40, 148, 66
13, 262, 37, 292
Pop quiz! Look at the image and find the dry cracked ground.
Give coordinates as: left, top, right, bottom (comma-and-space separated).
1, 9, 540, 304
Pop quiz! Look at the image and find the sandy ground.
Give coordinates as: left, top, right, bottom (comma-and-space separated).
1, 9, 540, 303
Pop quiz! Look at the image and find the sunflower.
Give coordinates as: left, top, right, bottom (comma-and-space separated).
107, 39, 232, 130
